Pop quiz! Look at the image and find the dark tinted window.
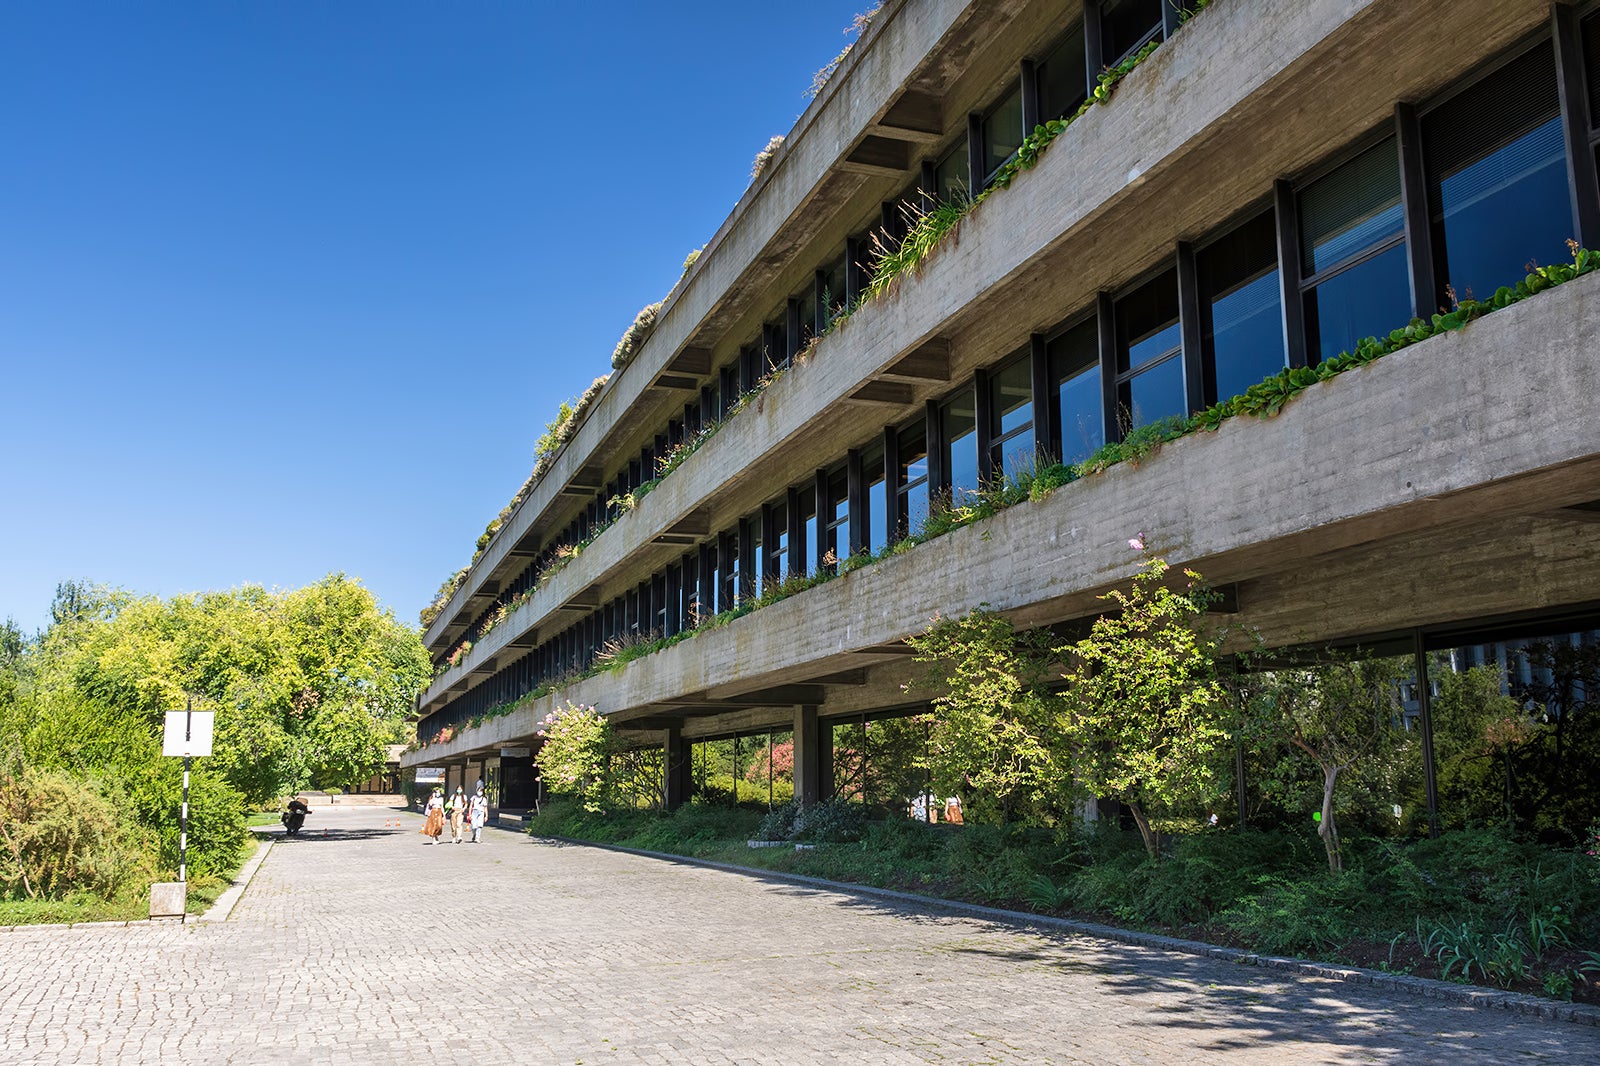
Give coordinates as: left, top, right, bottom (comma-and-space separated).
1115, 270, 1186, 430
989, 357, 1035, 477
1050, 318, 1103, 465
1101, 0, 1163, 66
942, 390, 979, 499
934, 136, 971, 204
983, 87, 1025, 181
1038, 26, 1088, 121
1424, 43, 1570, 302
898, 420, 930, 535
1199, 211, 1285, 403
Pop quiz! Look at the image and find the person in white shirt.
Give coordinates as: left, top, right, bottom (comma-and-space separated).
468, 788, 489, 844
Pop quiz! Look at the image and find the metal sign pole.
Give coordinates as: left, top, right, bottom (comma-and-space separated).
180, 697, 191, 884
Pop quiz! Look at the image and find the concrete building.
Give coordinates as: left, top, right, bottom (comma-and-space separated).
404, 0, 1600, 827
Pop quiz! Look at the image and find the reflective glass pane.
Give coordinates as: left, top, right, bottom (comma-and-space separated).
983, 87, 1025, 179
1299, 137, 1403, 277
1425, 44, 1570, 302
1304, 242, 1412, 363
1039, 27, 1087, 121
992, 359, 1033, 438
935, 136, 971, 204
1199, 211, 1286, 403
869, 476, 888, 553
1050, 317, 1103, 465
943, 393, 979, 500
1126, 356, 1186, 429
1101, 0, 1163, 65
1116, 269, 1180, 371
904, 482, 930, 535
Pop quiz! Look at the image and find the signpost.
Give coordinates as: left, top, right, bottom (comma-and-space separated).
161, 699, 214, 884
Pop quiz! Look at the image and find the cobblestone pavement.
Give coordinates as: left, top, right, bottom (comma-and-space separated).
4, 807, 1599, 1065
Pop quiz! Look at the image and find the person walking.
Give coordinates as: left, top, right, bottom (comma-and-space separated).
420, 787, 445, 844
447, 786, 467, 844
468, 787, 489, 844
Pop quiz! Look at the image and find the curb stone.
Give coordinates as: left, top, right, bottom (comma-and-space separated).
540, 834, 1600, 1029
198, 837, 273, 923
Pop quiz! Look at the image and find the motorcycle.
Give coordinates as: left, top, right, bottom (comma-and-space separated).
281, 804, 311, 835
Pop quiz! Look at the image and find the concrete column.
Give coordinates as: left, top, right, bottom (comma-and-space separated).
819, 718, 835, 801
793, 705, 822, 806
664, 726, 692, 811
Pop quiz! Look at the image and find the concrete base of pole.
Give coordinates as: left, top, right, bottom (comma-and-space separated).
149, 882, 187, 922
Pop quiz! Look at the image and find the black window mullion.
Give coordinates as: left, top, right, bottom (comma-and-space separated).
967, 113, 985, 195
883, 425, 902, 540
974, 368, 994, 483
1176, 243, 1204, 412
1272, 179, 1310, 369
1084, 3, 1104, 80
813, 469, 831, 571
1555, 3, 1600, 249
1030, 333, 1057, 463
1096, 293, 1120, 442
846, 449, 866, 557
924, 400, 946, 494
1020, 59, 1039, 133
1394, 103, 1440, 319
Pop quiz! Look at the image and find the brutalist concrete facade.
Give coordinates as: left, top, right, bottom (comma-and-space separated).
404, 0, 1600, 813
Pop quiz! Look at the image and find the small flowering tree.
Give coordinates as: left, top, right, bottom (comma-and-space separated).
534, 702, 611, 812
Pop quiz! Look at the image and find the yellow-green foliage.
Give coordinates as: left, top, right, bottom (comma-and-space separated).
0, 768, 153, 901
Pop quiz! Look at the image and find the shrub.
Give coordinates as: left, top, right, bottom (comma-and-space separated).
0, 768, 154, 900
795, 799, 866, 843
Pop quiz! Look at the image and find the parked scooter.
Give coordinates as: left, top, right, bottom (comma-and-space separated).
282, 797, 311, 836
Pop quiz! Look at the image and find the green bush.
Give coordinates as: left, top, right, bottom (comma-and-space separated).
795, 799, 866, 843
0, 768, 154, 901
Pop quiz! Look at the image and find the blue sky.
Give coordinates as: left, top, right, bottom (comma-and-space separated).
0, 2, 868, 634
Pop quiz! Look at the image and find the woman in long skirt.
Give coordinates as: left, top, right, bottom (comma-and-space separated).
420, 787, 445, 844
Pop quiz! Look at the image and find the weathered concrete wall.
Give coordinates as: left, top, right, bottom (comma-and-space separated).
419, 0, 1557, 707
405, 268, 1600, 765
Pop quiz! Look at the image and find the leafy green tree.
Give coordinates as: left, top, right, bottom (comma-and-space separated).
1242, 656, 1406, 872
1060, 556, 1229, 859
908, 611, 1067, 824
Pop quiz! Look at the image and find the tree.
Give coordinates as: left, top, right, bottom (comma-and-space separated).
1243, 655, 1406, 873
1060, 556, 1229, 859
909, 610, 1068, 824
534, 702, 612, 812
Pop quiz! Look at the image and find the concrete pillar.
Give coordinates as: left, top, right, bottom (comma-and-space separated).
793, 705, 822, 806
819, 718, 835, 801
664, 726, 693, 811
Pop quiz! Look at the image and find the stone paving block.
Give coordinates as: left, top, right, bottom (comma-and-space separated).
2, 807, 1599, 1063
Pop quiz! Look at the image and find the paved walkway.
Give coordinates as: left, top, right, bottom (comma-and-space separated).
3, 807, 1598, 1064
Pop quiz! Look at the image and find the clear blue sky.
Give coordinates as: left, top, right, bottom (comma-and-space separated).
0, 2, 868, 635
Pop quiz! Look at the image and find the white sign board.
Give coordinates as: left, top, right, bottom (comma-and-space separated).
161, 711, 215, 757
500, 747, 530, 759
414, 767, 446, 784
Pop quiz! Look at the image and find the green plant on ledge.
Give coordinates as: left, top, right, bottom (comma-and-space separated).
431, 244, 1599, 742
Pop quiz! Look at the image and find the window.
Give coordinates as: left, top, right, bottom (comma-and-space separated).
1198, 211, 1286, 405
1038, 26, 1088, 122
796, 292, 816, 349
795, 486, 817, 578
933, 136, 971, 205
1298, 136, 1411, 364
822, 469, 850, 569
1100, 0, 1163, 67
820, 257, 847, 324
941, 390, 979, 500
898, 420, 930, 536
982, 86, 1025, 184
988, 357, 1035, 477
862, 445, 889, 555
1114, 270, 1186, 432
1423, 43, 1570, 305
